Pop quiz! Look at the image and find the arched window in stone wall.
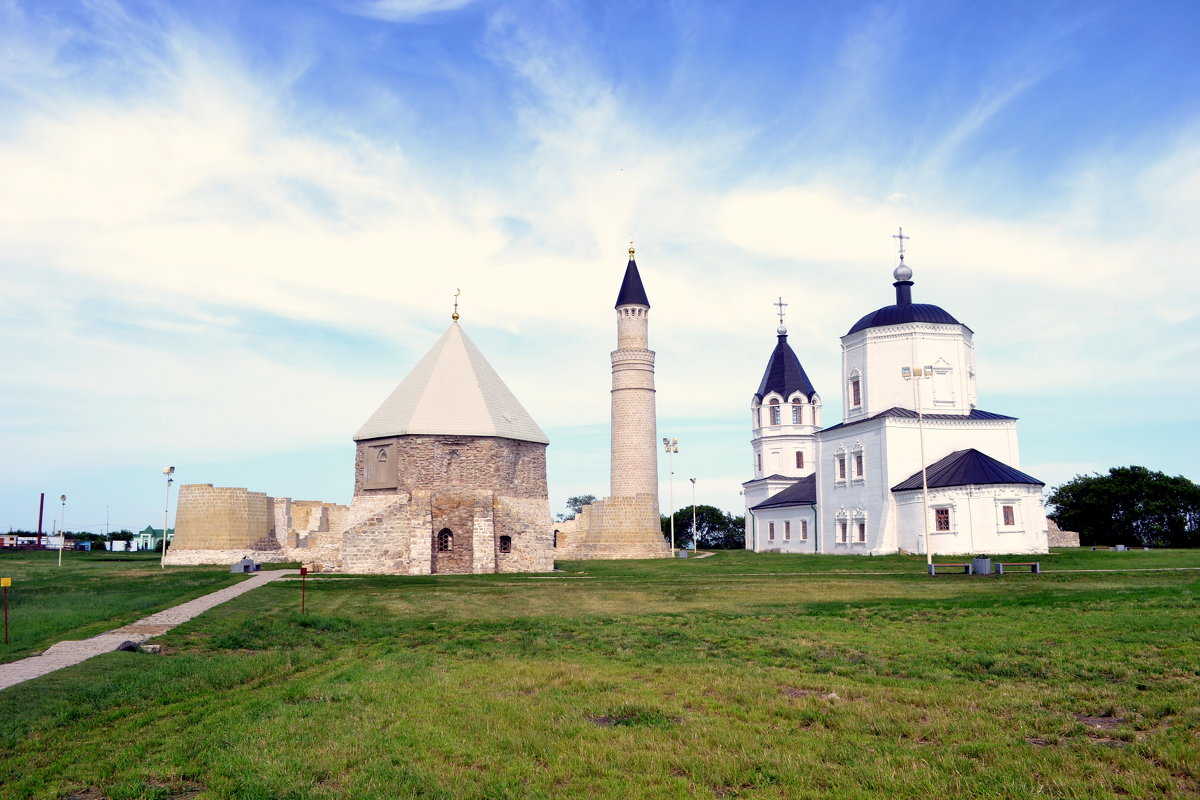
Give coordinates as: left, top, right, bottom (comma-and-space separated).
499, 535, 512, 553
769, 399, 781, 425
437, 529, 453, 552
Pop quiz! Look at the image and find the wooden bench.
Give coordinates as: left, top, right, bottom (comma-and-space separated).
928, 563, 973, 576
994, 562, 1040, 575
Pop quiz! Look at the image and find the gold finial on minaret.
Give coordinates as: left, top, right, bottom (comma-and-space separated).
628, 240, 635, 260
452, 288, 461, 322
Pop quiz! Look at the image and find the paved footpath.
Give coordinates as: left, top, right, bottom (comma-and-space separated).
0, 569, 298, 692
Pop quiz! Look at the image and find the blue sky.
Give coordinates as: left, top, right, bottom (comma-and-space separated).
2, 0, 1198, 532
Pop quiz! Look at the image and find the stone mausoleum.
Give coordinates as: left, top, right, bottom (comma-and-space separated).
166, 318, 555, 574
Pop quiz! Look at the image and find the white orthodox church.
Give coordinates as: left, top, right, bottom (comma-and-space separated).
743, 244, 1049, 556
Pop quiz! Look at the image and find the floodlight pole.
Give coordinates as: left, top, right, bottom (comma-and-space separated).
162, 467, 175, 569
902, 367, 933, 568
689, 478, 698, 551
663, 438, 678, 552
58, 494, 66, 567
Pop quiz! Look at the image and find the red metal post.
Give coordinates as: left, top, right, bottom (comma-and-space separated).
4, 586, 8, 645
300, 566, 307, 614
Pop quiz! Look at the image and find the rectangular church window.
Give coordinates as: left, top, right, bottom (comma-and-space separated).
792, 403, 802, 424
935, 508, 950, 532
770, 404, 781, 425
499, 535, 512, 553
768, 522, 775, 541
857, 523, 866, 542
854, 453, 863, 477
795, 451, 804, 469
757, 453, 762, 472
837, 457, 846, 480
784, 521, 791, 540
851, 379, 861, 407
800, 520, 808, 540
1002, 505, 1015, 527
838, 522, 848, 543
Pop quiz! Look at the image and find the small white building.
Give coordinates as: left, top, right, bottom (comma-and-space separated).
745, 251, 1048, 556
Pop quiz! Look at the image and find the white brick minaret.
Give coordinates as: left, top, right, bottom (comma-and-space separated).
550, 246, 669, 559
610, 246, 659, 508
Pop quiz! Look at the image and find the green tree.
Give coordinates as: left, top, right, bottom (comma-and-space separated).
1048, 466, 1200, 548
660, 505, 745, 550
557, 495, 597, 522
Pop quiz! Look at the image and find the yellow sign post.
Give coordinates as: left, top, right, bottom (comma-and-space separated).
2, 577, 9, 645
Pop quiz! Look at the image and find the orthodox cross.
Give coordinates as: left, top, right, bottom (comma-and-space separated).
452, 288, 461, 322
892, 227, 910, 260
774, 296, 788, 327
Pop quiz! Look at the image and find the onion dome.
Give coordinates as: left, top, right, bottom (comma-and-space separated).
847, 263, 968, 335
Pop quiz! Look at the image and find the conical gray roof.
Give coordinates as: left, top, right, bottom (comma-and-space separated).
355, 323, 549, 444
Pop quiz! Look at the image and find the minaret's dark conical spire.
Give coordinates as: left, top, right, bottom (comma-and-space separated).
614, 244, 650, 308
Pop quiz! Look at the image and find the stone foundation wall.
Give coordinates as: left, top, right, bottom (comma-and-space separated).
172, 485, 277, 551
555, 494, 670, 560
1047, 518, 1081, 547
327, 489, 553, 575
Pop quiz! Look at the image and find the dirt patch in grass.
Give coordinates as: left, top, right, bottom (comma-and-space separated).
782, 687, 840, 700
1074, 713, 1125, 730
588, 705, 679, 728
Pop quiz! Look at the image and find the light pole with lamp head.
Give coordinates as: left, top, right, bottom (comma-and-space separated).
162, 466, 175, 568
901, 366, 934, 569
689, 478, 698, 551
58, 494, 66, 567
662, 438, 678, 551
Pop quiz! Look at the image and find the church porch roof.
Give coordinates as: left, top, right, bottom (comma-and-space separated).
891, 448, 1043, 492
750, 475, 817, 509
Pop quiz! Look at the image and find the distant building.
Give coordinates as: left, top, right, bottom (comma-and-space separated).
134, 526, 174, 551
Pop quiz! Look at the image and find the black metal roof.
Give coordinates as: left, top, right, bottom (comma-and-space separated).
755, 333, 818, 401
847, 302, 964, 335
751, 474, 817, 509
891, 448, 1044, 492
822, 407, 1015, 433
615, 257, 650, 308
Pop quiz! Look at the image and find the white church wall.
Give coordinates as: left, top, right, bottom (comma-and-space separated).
893, 485, 1048, 555
841, 324, 978, 422
752, 506, 818, 553
817, 421, 890, 554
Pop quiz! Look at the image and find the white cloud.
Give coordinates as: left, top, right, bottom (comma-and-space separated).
342, 0, 479, 22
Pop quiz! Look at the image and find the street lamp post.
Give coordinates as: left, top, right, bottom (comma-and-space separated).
162, 466, 175, 569
689, 478, 698, 552
901, 366, 934, 569
662, 438, 678, 551
58, 494, 66, 567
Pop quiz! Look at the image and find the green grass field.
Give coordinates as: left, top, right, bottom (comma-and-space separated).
1, 549, 1197, 799
0, 551, 260, 663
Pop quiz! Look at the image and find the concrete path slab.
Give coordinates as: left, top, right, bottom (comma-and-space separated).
0, 569, 298, 692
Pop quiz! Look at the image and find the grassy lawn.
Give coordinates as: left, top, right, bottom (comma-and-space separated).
0, 551, 257, 663
0, 549, 1197, 799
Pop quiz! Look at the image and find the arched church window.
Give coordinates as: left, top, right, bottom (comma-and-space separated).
377, 449, 388, 462
437, 529, 453, 551
769, 400, 781, 425
792, 401, 803, 424
499, 535, 512, 553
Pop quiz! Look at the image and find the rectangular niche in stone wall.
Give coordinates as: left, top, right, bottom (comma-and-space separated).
365, 440, 399, 489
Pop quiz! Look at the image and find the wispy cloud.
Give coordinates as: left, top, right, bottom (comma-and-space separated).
342, 0, 479, 23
